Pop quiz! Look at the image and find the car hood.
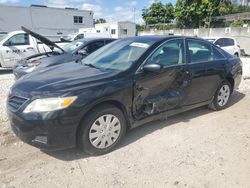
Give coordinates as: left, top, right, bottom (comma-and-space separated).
21, 26, 65, 52
12, 62, 118, 97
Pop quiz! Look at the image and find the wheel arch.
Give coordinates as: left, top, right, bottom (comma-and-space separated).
75, 99, 131, 145
225, 76, 235, 92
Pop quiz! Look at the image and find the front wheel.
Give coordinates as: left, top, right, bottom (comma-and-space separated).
78, 104, 126, 155
208, 80, 232, 111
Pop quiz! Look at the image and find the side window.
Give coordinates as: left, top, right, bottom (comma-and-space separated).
213, 47, 225, 60
147, 39, 184, 67
224, 38, 234, 46
85, 41, 104, 53
7, 34, 30, 46
188, 39, 213, 63
75, 34, 84, 40
105, 39, 114, 44
214, 38, 224, 47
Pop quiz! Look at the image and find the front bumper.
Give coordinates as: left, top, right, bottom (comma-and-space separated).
8, 109, 81, 150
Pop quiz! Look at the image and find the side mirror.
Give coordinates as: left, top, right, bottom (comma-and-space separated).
143, 63, 162, 73
3, 40, 12, 46
78, 49, 88, 57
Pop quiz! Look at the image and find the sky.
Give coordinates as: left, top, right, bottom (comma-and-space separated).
0, 0, 176, 23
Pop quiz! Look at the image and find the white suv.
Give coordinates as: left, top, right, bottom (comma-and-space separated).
205, 37, 241, 57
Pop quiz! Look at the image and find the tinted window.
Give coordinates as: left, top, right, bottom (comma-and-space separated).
105, 39, 115, 44
7, 34, 30, 46
85, 41, 104, 53
75, 34, 84, 40
214, 38, 224, 47
188, 39, 213, 63
148, 39, 184, 67
224, 38, 234, 46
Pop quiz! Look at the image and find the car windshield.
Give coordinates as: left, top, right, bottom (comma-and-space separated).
62, 40, 86, 53
81, 38, 154, 71
0, 34, 7, 41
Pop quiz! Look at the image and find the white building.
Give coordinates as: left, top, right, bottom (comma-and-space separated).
79, 21, 136, 39
0, 5, 94, 41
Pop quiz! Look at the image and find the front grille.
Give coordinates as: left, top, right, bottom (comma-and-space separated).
8, 96, 29, 112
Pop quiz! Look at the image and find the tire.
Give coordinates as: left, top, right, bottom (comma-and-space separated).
208, 80, 232, 111
78, 104, 127, 155
234, 53, 239, 57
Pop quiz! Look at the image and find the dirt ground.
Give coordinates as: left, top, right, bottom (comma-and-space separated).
0, 59, 250, 188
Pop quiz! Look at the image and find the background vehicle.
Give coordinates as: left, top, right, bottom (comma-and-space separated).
61, 32, 111, 42
8, 36, 242, 155
13, 37, 115, 79
0, 28, 68, 68
205, 37, 241, 57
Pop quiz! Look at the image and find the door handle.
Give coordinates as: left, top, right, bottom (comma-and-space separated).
26, 47, 34, 50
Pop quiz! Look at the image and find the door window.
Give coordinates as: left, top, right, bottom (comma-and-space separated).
214, 38, 224, 47
188, 39, 213, 63
147, 39, 184, 67
84, 41, 105, 53
223, 38, 234, 46
6, 34, 30, 46
75, 34, 84, 40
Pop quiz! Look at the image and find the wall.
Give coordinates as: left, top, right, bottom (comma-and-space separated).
139, 27, 250, 54
0, 5, 94, 41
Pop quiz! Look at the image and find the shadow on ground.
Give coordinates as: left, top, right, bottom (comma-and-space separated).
44, 91, 245, 161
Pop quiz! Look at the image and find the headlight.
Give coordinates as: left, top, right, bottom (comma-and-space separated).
23, 96, 77, 113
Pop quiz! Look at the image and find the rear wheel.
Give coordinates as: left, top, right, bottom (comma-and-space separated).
209, 80, 232, 111
78, 104, 126, 155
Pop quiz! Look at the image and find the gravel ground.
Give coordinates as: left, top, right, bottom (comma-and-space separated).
0, 59, 250, 188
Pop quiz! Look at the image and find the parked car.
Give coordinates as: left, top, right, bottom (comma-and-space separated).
205, 37, 241, 57
7, 36, 242, 155
13, 29, 115, 79
0, 27, 68, 68
61, 32, 112, 42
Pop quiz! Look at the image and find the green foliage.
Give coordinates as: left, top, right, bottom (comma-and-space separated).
94, 18, 107, 24
230, 19, 245, 27
140, 0, 250, 30
142, 2, 174, 25
175, 0, 220, 28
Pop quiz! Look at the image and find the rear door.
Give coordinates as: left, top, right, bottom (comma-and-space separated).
184, 39, 226, 105
0, 33, 37, 67
133, 39, 189, 119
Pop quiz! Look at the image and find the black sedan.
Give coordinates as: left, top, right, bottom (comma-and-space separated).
7, 36, 242, 155
13, 37, 115, 79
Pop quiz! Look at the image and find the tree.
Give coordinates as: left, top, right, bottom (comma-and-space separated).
175, 0, 221, 28
94, 18, 107, 24
142, 2, 174, 25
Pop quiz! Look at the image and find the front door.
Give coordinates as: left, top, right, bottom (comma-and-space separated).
133, 39, 189, 120
1, 33, 37, 67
